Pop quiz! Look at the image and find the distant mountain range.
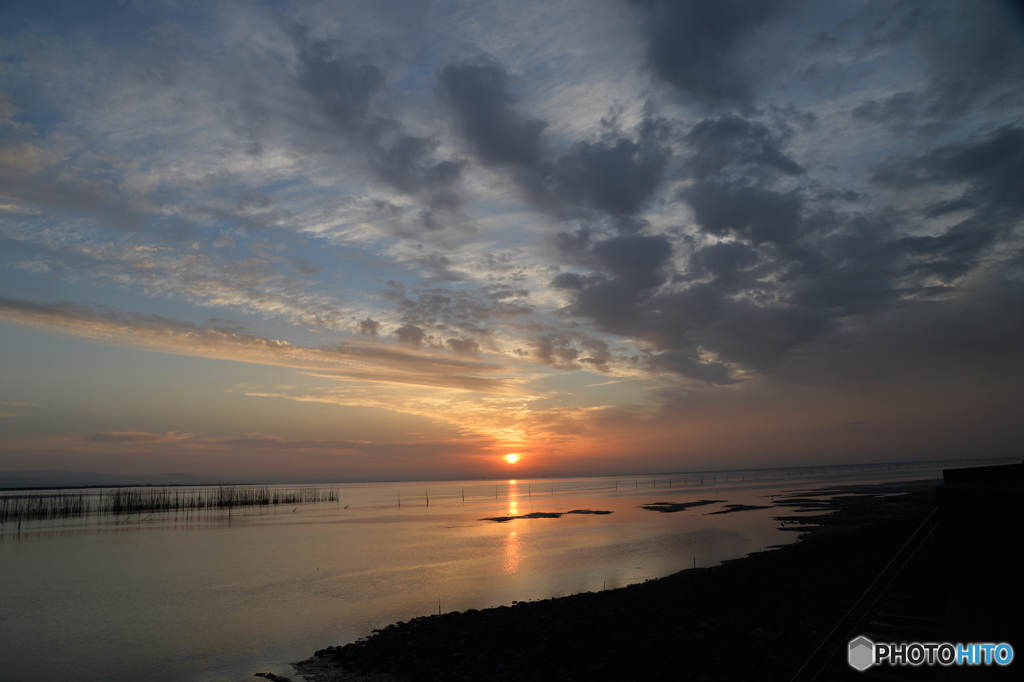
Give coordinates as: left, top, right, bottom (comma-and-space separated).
0, 469, 222, 489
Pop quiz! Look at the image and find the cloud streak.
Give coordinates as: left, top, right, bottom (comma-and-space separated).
0, 296, 523, 394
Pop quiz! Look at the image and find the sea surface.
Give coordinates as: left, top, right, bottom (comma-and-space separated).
0, 463, 955, 682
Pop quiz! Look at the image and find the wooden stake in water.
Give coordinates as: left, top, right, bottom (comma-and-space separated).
425, 489, 429, 506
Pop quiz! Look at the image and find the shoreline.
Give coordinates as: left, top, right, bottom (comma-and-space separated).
284, 479, 941, 682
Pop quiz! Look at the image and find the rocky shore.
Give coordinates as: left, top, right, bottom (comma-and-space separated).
287, 480, 940, 682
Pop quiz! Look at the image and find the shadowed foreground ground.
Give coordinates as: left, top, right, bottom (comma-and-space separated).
285, 480, 939, 682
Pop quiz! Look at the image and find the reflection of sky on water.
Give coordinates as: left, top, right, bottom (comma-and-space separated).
0, 466, 957, 682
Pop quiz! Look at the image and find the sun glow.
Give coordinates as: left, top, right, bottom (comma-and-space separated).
505, 453, 520, 464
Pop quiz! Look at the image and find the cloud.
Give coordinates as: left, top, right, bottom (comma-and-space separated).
0, 225, 353, 330
592, 234, 673, 289
677, 115, 805, 245
627, 0, 791, 106
438, 58, 672, 220
358, 318, 382, 336
0, 296, 524, 394
438, 61, 548, 167
0, 142, 148, 229
682, 115, 804, 179
686, 241, 761, 288
683, 182, 802, 245
552, 116, 1024, 384
2, 0, 1023, 475
380, 281, 532, 338
394, 324, 426, 346
0, 400, 41, 418
290, 27, 386, 130
534, 333, 581, 368
539, 125, 672, 217
446, 337, 480, 355
288, 23, 466, 227
845, 0, 1024, 133
84, 430, 197, 445
872, 126, 1024, 216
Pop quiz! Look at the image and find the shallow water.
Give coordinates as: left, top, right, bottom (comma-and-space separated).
0, 464, 953, 682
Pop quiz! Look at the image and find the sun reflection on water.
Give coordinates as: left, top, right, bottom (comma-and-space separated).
502, 530, 521, 574
507, 480, 519, 516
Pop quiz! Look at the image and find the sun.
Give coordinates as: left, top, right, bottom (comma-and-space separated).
504, 453, 520, 464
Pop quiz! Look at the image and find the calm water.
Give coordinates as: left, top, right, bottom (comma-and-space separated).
0, 464, 954, 682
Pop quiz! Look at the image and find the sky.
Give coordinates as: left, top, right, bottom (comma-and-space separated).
1, 0, 1022, 482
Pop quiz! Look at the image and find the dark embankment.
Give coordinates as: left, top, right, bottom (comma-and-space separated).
295, 480, 939, 682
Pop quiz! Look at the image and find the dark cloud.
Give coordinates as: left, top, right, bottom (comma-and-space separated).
846, 0, 1024, 132
851, 92, 920, 130
678, 116, 805, 245
568, 279, 645, 337
554, 123, 1023, 384
292, 30, 385, 130
446, 338, 479, 355
683, 116, 804, 179
358, 318, 381, 337
530, 334, 616, 370
288, 26, 464, 223
592, 234, 673, 289
565, 277, 833, 382
683, 182, 802, 245
646, 350, 737, 385
362, 120, 465, 200
537, 117, 674, 220
785, 218, 904, 316
438, 60, 672, 220
411, 253, 468, 282
579, 339, 613, 368
874, 126, 1024, 215
628, 0, 791, 106
438, 61, 547, 167
866, 126, 1023, 284
913, 0, 1024, 118
539, 126, 672, 217
897, 222, 999, 281
382, 283, 532, 337
777, 275, 1024, 392
534, 334, 580, 368
550, 271, 600, 291
393, 324, 426, 346
687, 241, 761, 288
552, 226, 592, 254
